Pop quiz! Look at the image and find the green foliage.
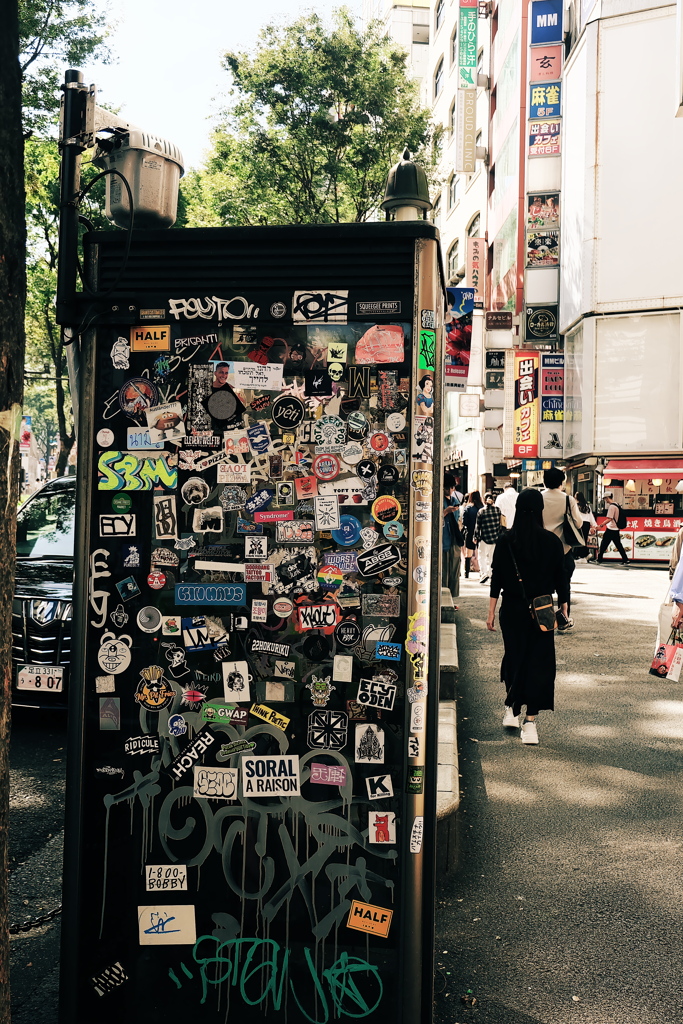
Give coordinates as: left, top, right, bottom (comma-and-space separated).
19, 0, 111, 137
181, 8, 437, 227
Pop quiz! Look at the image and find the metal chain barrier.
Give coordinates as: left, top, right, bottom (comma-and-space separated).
9, 904, 63, 935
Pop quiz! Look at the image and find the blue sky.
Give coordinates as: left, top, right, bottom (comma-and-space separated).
87, 0, 361, 172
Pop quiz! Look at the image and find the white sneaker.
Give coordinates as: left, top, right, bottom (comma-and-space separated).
521, 719, 539, 745
502, 707, 520, 728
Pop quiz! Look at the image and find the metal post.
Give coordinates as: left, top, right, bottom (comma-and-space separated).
56, 69, 88, 327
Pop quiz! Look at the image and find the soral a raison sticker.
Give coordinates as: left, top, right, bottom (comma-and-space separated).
346, 900, 393, 938
241, 754, 300, 797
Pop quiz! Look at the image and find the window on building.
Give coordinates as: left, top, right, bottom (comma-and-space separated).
450, 26, 458, 64
448, 175, 460, 209
434, 58, 444, 98
447, 241, 460, 283
413, 23, 429, 44
467, 213, 481, 237
435, 0, 445, 31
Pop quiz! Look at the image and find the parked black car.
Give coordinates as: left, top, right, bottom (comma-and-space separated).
13, 475, 75, 709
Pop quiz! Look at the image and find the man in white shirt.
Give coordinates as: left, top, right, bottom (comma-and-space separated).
541, 467, 584, 632
494, 482, 518, 528
597, 493, 630, 565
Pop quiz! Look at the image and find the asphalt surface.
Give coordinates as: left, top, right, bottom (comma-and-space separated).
434, 561, 683, 1024
9, 709, 66, 1024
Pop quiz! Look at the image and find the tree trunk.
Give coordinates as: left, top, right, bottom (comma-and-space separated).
0, 1, 26, 1020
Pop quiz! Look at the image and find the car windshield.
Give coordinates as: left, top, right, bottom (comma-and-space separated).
16, 487, 76, 557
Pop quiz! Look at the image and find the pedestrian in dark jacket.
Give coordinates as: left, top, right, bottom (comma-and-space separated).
473, 492, 502, 582
462, 490, 483, 578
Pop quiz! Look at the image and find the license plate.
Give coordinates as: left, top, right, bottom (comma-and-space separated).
17, 665, 64, 692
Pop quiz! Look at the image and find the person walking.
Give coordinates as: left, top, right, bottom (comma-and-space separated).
495, 481, 518, 529
597, 492, 630, 565
462, 490, 484, 578
574, 491, 597, 561
474, 492, 502, 583
486, 487, 569, 745
442, 472, 463, 605
541, 467, 584, 631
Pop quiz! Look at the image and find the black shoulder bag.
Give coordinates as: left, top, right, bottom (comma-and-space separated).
562, 495, 589, 558
506, 539, 556, 632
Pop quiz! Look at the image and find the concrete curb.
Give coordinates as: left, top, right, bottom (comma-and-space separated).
437, 585, 460, 871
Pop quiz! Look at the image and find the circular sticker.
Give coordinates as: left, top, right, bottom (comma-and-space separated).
342, 441, 364, 465
357, 459, 377, 481
377, 464, 400, 485
97, 632, 132, 675
413, 565, 429, 583
137, 606, 162, 633
270, 302, 287, 318
111, 493, 132, 513
118, 378, 159, 419
313, 416, 347, 447
370, 432, 390, 453
147, 571, 166, 590
386, 412, 406, 433
372, 495, 402, 524
382, 575, 403, 588
272, 394, 305, 430
312, 454, 341, 481
206, 389, 239, 421
97, 428, 115, 447
272, 596, 294, 618
134, 670, 175, 712
346, 411, 369, 439
383, 520, 404, 540
332, 515, 362, 546
302, 634, 331, 661
318, 564, 344, 588
335, 619, 361, 647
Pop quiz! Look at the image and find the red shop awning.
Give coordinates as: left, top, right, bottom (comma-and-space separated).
603, 459, 683, 478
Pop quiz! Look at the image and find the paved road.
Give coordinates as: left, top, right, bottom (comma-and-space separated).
9, 709, 66, 1024
434, 561, 683, 1024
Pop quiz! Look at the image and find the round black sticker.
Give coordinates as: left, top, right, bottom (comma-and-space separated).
302, 634, 331, 661
335, 619, 361, 647
206, 388, 239, 420
272, 394, 305, 430
357, 459, 376, 480
378, 464, 400, 485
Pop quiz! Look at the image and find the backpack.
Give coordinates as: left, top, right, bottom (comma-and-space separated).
615, 504, 627, 530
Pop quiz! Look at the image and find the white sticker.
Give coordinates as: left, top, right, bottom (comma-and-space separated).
241, 755, 301, 796
192, 506, 224, 534
138, 905, 196, 945
161, 615, 182, 636
99, 514, 136, 537
410, 701, 426, 733
97, 428, 115, 447
95, 675, 115, 693
193, 766, 239, 800
366, 773, 394, 800
126, 427, 165, 451
222, 660, 250, 702
217, 461, 251, 485
265, 681, 287, 701
154, 494, 177, 540
227, 361, 284, 391
245, 536, 268, 560
410, 816, 424, 854
368, 810, 396, 844
355, 724, 384, 763
145, 865, 188, 891
146, 402, 186, 444
274, 659, 295, 680
333, 655, 353, 682
252, 599, 268, 622
314, 495, 341, 531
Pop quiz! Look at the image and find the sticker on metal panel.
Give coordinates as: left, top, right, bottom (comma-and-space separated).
346, 900, 393, 937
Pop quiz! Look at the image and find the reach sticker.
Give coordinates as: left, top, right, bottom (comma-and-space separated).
241, 755, 300, 797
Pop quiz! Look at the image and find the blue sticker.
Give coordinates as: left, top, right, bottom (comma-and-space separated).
375, 641, 402, 662
383, 520, 404, 540
168, 714, 187, 736
116, 576, 141, 602
247, 422, 271, 454
237, 518, 264, 534
174, 584, 246, 606
244, 489, 274, 515
331, 515, 362, 547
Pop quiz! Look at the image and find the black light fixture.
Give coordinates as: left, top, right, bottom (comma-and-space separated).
381, 149, 432, 220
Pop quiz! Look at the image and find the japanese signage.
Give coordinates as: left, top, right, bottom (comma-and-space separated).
529, 81, 561, 119
529, 118, 562, 157
513, 352, 540, 457
455, 88, 477, 173
527, 192, 560, 230
525, 304, 559, 343
485, 312, 512, 330
526, 230, 559, 267
466, 237, 486, 305
539, 354, 564, 455
531, 0, 563, 45
458, 1, 478, 89
529, 45, 562, 82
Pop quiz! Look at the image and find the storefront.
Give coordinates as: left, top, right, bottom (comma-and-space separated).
595, 458, 683, 563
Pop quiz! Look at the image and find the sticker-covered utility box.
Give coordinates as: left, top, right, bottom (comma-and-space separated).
61, 223, 445, 1023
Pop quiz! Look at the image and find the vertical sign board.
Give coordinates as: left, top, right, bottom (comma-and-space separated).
62, 224, 444, 1023
458, 0, 478, 89
513, 351, 540, 457
466, 237, 486, 305
444, 286, 474, 390
540, 353, 564, 455
455, 88, 477, 173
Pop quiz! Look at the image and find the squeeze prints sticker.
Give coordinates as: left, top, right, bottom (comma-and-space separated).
145, 865, 188, 891
241, 755, 301, 797
138, 905, 196, 945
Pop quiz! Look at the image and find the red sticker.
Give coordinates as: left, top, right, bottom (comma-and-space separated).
147, 571, 166, 590
312, 454, 341, 481
370, 433, 390, 453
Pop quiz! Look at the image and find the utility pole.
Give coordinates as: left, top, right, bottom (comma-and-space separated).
0, 0, 26, 1021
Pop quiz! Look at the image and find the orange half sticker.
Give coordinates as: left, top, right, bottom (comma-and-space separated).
130, 325, 171, 352
346, 900, 393, 938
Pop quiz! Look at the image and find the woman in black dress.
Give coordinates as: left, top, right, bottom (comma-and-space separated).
486, 487, 569, 744
462, 490, 484, 578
